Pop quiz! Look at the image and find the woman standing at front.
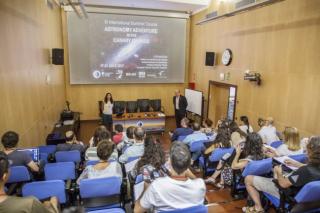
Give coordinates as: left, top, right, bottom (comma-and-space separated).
103, 92, 113, 132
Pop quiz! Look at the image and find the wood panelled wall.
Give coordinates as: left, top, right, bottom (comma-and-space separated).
61, 12, 188, 120
0, 0, 66, 148
190, 0, 320, 136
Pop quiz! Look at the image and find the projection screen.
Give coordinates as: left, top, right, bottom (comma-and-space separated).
67, 11, 187, 84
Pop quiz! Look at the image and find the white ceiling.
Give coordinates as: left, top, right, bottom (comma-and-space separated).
82, 0, 211, 14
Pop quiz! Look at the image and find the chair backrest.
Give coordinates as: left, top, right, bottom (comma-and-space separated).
125, 157, 140, 173
126, 101, 138, 113
177, 135, 187, 141
159, 205, 208, 213
40, 153, 49, 163
189, 140, 206, 152
150, 99, 161, 111
80, 176, 122, 198
85, 159, 116, 167
44, 162, 76, 181
55, 150, 81, 163
22, 180, 66, 204
39, 145, 56, 155
7, 166, 31, 184
137, 99, 150, 112
295, 181, 320, 203
209, 148, 234, 162
133, 174, 144, 202
289, 154, 308, 163
80, 176, 122, 209
86, 160, 100, 167
242, 158, 272, 177
87, 208, 125, 213
270, 141, 283, 149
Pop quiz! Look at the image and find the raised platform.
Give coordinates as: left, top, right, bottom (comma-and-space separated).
112, 112, 166, 134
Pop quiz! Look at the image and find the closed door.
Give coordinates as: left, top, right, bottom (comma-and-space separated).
208, 84, 231, 125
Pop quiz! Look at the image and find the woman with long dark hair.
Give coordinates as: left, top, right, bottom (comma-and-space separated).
130, 136, 166, 183
103, 92, 113, 132
239, 116, 253, 134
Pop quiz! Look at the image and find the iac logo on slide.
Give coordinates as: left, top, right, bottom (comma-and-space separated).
93, 70, 101, 79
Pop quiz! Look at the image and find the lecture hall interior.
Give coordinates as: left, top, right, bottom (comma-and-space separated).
0, 0, 320, 213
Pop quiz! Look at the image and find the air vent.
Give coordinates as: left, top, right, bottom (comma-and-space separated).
235, 0, 256, 9
205, 11, 218, 19
197, 0, 285, 25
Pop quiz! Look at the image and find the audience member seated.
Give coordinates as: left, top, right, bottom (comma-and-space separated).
56, 131, 85, 154
119, 127, 145, 163
300, 137, 309, 152
229, 121, 247, 147
117, 126, 135, 152
182, 122, 208, 145
258, 117, 279, 145
204, 127, 231, 156
77, 140, 122, 184
183, 122, 209, 163
206, 133, 265, 188
88, 125, 108, 147
265, 127, 303, 157
231, 133, 265, 171
243, 136, 320, 213
169, 118, 193, 142
130, 136, 166, 182
85, 127, 118, 161
204, 130, 232, 187
239, 116, 254, 134
0, 152, 59, 213
112, 124, 125, 145
134, 142, 206, 212
201, 118, 215, 135
1, 131, 39, 172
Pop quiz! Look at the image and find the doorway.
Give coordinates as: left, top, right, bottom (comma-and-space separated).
207, 81, 237, 125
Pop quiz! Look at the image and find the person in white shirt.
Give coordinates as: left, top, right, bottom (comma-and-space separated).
85, 126, 118, 161
258, 117, 279, 145
119, 127, 145, 163
239, 116, 254, 134
77, 140, 122, 184
265, 127, 303, 157
134, 142, 206, 213
102, 92, 114, 132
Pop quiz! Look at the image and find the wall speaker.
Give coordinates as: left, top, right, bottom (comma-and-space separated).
205, 52, 215, 66
52, 48, 64, 65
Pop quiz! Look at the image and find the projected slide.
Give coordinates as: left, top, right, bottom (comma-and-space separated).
67, 12, 187, 84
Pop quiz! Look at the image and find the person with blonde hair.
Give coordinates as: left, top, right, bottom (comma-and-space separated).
277, 127, 303, 156
265, 127, 303, 157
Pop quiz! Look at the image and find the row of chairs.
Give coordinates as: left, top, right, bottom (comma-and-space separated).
8, 159, 210, 212
194, 141, 320, 213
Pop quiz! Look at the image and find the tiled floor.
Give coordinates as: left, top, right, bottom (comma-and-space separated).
78, 118, 248, 213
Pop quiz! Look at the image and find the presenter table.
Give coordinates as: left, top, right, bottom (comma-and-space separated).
113, 112, 166, 134
46, 112, 81, 145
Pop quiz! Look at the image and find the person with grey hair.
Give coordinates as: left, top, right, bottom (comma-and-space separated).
173, 90, 188, 128
134, 142, 206, 212
258, 117, 279, 145
169, 117, 193, 142
119, 127, 145, 163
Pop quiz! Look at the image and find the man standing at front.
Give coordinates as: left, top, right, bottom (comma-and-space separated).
173, 90, 188, 128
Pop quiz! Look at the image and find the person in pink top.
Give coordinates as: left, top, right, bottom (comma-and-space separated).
113, 124, 124, 145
